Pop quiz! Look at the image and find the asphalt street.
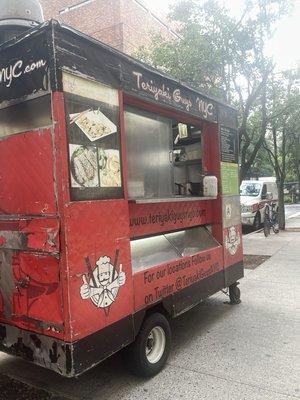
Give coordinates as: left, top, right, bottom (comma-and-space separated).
0, 210, 299, 400
285, 203, 300, 219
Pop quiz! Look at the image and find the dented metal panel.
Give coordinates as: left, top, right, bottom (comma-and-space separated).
0, 248, 63, 329
0, 218, 59, 254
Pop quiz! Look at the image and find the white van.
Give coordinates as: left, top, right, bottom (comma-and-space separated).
240, 179, 279, 229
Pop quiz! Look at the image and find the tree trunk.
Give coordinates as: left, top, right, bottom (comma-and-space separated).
277, 180, 285, 230
239, 75, 268, 183
239, 165, 247, 183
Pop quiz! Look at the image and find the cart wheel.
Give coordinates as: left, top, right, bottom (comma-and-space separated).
123, 312, 171, 377
229, 282, 241, 304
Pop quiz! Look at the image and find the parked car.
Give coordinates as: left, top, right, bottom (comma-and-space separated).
240, 180, 279, 229
284, 182, 300, 203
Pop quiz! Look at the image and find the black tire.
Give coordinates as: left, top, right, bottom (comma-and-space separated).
273, 211, 279, 234
229, 283, 241, 304
253, 212, 261, 230
263, 212, 270, 237
273, 221, 279, 234
123, 313, 171, 378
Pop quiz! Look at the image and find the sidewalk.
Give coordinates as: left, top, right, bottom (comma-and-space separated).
243, 212, 300, 256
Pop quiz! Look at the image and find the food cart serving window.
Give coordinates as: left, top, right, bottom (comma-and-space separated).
125, 106, 203, 200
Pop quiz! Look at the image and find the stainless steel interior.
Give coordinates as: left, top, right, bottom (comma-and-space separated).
130, 225, 219, 272
125, 106, 174, 199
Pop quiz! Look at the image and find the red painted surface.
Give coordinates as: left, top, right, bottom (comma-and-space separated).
202, 122, 224, 244
12, 253, 63, 326
51, 92, 72, 340
202, 122, 221, 179
129, 200, 213, 238
0, 118, 63, 337
134, 246, 223, 311
51, 92, 71, 206
63, 200, 133, 341
0, 128, 57, 215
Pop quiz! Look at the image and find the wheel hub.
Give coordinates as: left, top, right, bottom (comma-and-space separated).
145, 326, 166, 364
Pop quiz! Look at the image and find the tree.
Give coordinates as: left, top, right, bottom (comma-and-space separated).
263, 71, 300, 228
136, 0, 293, 180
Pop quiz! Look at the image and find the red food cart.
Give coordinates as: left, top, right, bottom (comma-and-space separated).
0, 20, 243, 377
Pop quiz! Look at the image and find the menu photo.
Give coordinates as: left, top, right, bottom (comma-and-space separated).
98, 148, 121, 188
69, 108, 117, 142
69, 144, 121, 189
69, 144, 99, 188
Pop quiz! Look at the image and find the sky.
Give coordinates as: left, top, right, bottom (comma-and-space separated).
143, 0, 300, 71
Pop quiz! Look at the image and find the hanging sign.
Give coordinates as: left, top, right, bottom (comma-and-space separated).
124, 69, 218, 122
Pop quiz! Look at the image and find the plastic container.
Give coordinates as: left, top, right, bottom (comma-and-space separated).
203, 175, 218, 197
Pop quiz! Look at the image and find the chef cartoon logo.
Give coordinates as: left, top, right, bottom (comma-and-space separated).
225, 226, 241, 256
80, 250, 126, 316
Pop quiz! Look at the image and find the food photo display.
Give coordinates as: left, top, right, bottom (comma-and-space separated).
64, 88, 123, 201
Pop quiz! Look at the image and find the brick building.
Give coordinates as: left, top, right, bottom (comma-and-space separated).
40, 0, 178, 54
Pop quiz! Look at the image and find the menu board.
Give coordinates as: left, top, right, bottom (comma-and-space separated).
63, 72, 123, 201
220, 125, 238, 163
220, 162, 239, 196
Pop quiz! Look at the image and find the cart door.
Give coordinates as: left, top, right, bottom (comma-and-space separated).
0, 96, 63, 330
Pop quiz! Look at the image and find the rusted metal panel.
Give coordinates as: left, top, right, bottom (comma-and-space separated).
0, 324, 71, 376
0, 250, 14, 318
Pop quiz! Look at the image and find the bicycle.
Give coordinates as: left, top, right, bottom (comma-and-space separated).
263, 203, 279, 237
